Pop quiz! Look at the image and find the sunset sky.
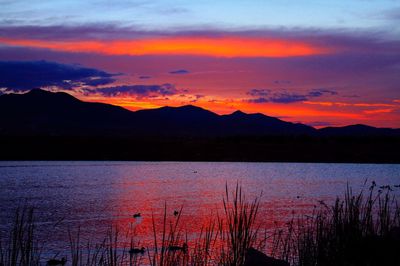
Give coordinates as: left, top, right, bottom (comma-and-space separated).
1, 0, 400, 128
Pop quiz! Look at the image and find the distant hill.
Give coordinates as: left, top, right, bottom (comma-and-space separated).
318, 124, 400, 137
0, 89, 317, 137
0, 89, 134, 135
1, 89, 398, 137
1, 89, 399, 162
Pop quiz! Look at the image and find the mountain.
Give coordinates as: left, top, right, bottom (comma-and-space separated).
0, 89, 133, 136
0, 89, 317, 137
1, 89, 399, 162
319, 124, 400, 136
0, 89, 398, 137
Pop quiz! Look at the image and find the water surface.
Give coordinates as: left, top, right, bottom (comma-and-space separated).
0, 161, 399, 255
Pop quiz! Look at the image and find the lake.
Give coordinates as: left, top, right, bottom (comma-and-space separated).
0, 161, 399, 257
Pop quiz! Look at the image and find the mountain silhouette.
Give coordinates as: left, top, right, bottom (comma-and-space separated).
0, 89, 398, 137
318, 124, 400, 136
0, 89, 133, 136
1, 89, 399, 162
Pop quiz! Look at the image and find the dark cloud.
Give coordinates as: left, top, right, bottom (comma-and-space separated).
189, 94, 205, 102
94, 84, 178, 97
80, 77, 116, 86
246, 88, 338, 104
139, 75, 151, 79
0, 60, 116, 92
247, 89, 271, 97
247, 97, 268, 103
169, 69, 190, 74
0, 25, 157, 41
269, 93, 308, 103
307, 89, 338, 97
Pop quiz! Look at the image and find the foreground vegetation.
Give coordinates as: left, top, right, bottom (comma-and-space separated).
0, 183, 399, 266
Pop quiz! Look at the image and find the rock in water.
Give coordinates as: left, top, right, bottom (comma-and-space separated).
244, 248, 289, 266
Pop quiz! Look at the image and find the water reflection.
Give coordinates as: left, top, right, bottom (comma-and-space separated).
0, 161, 399, 254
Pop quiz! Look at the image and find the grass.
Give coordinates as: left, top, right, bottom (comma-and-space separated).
216, 184, 262, 266
0, 206, 41, 266
0, 183, 399, 265
148, 204, 188, 266
273, 183, 400, 266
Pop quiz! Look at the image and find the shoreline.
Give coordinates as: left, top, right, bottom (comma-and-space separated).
1, 135, 399, 163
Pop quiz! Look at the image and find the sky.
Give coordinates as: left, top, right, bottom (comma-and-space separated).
0, 0, 400, 128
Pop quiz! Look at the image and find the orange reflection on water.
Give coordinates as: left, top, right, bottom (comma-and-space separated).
105, 172, 320, 251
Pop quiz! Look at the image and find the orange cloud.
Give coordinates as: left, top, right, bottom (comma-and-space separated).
236, 103, 362, 119
91, 94, 362, 119
0, 36, 331, 57
303, 101, 397, 108
364, 108, 394, 115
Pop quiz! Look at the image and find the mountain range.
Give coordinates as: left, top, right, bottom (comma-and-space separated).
0, 89, 399, 137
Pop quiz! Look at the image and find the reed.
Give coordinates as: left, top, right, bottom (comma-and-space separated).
0, 206, 41, 266
273, 183, 400, 266
67, 226, 130, 266
216, 183, 262, 266
148, 204, 189, 266
189, 218, 217, 266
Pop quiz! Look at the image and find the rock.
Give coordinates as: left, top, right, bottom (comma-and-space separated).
244, 247, 290, 266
